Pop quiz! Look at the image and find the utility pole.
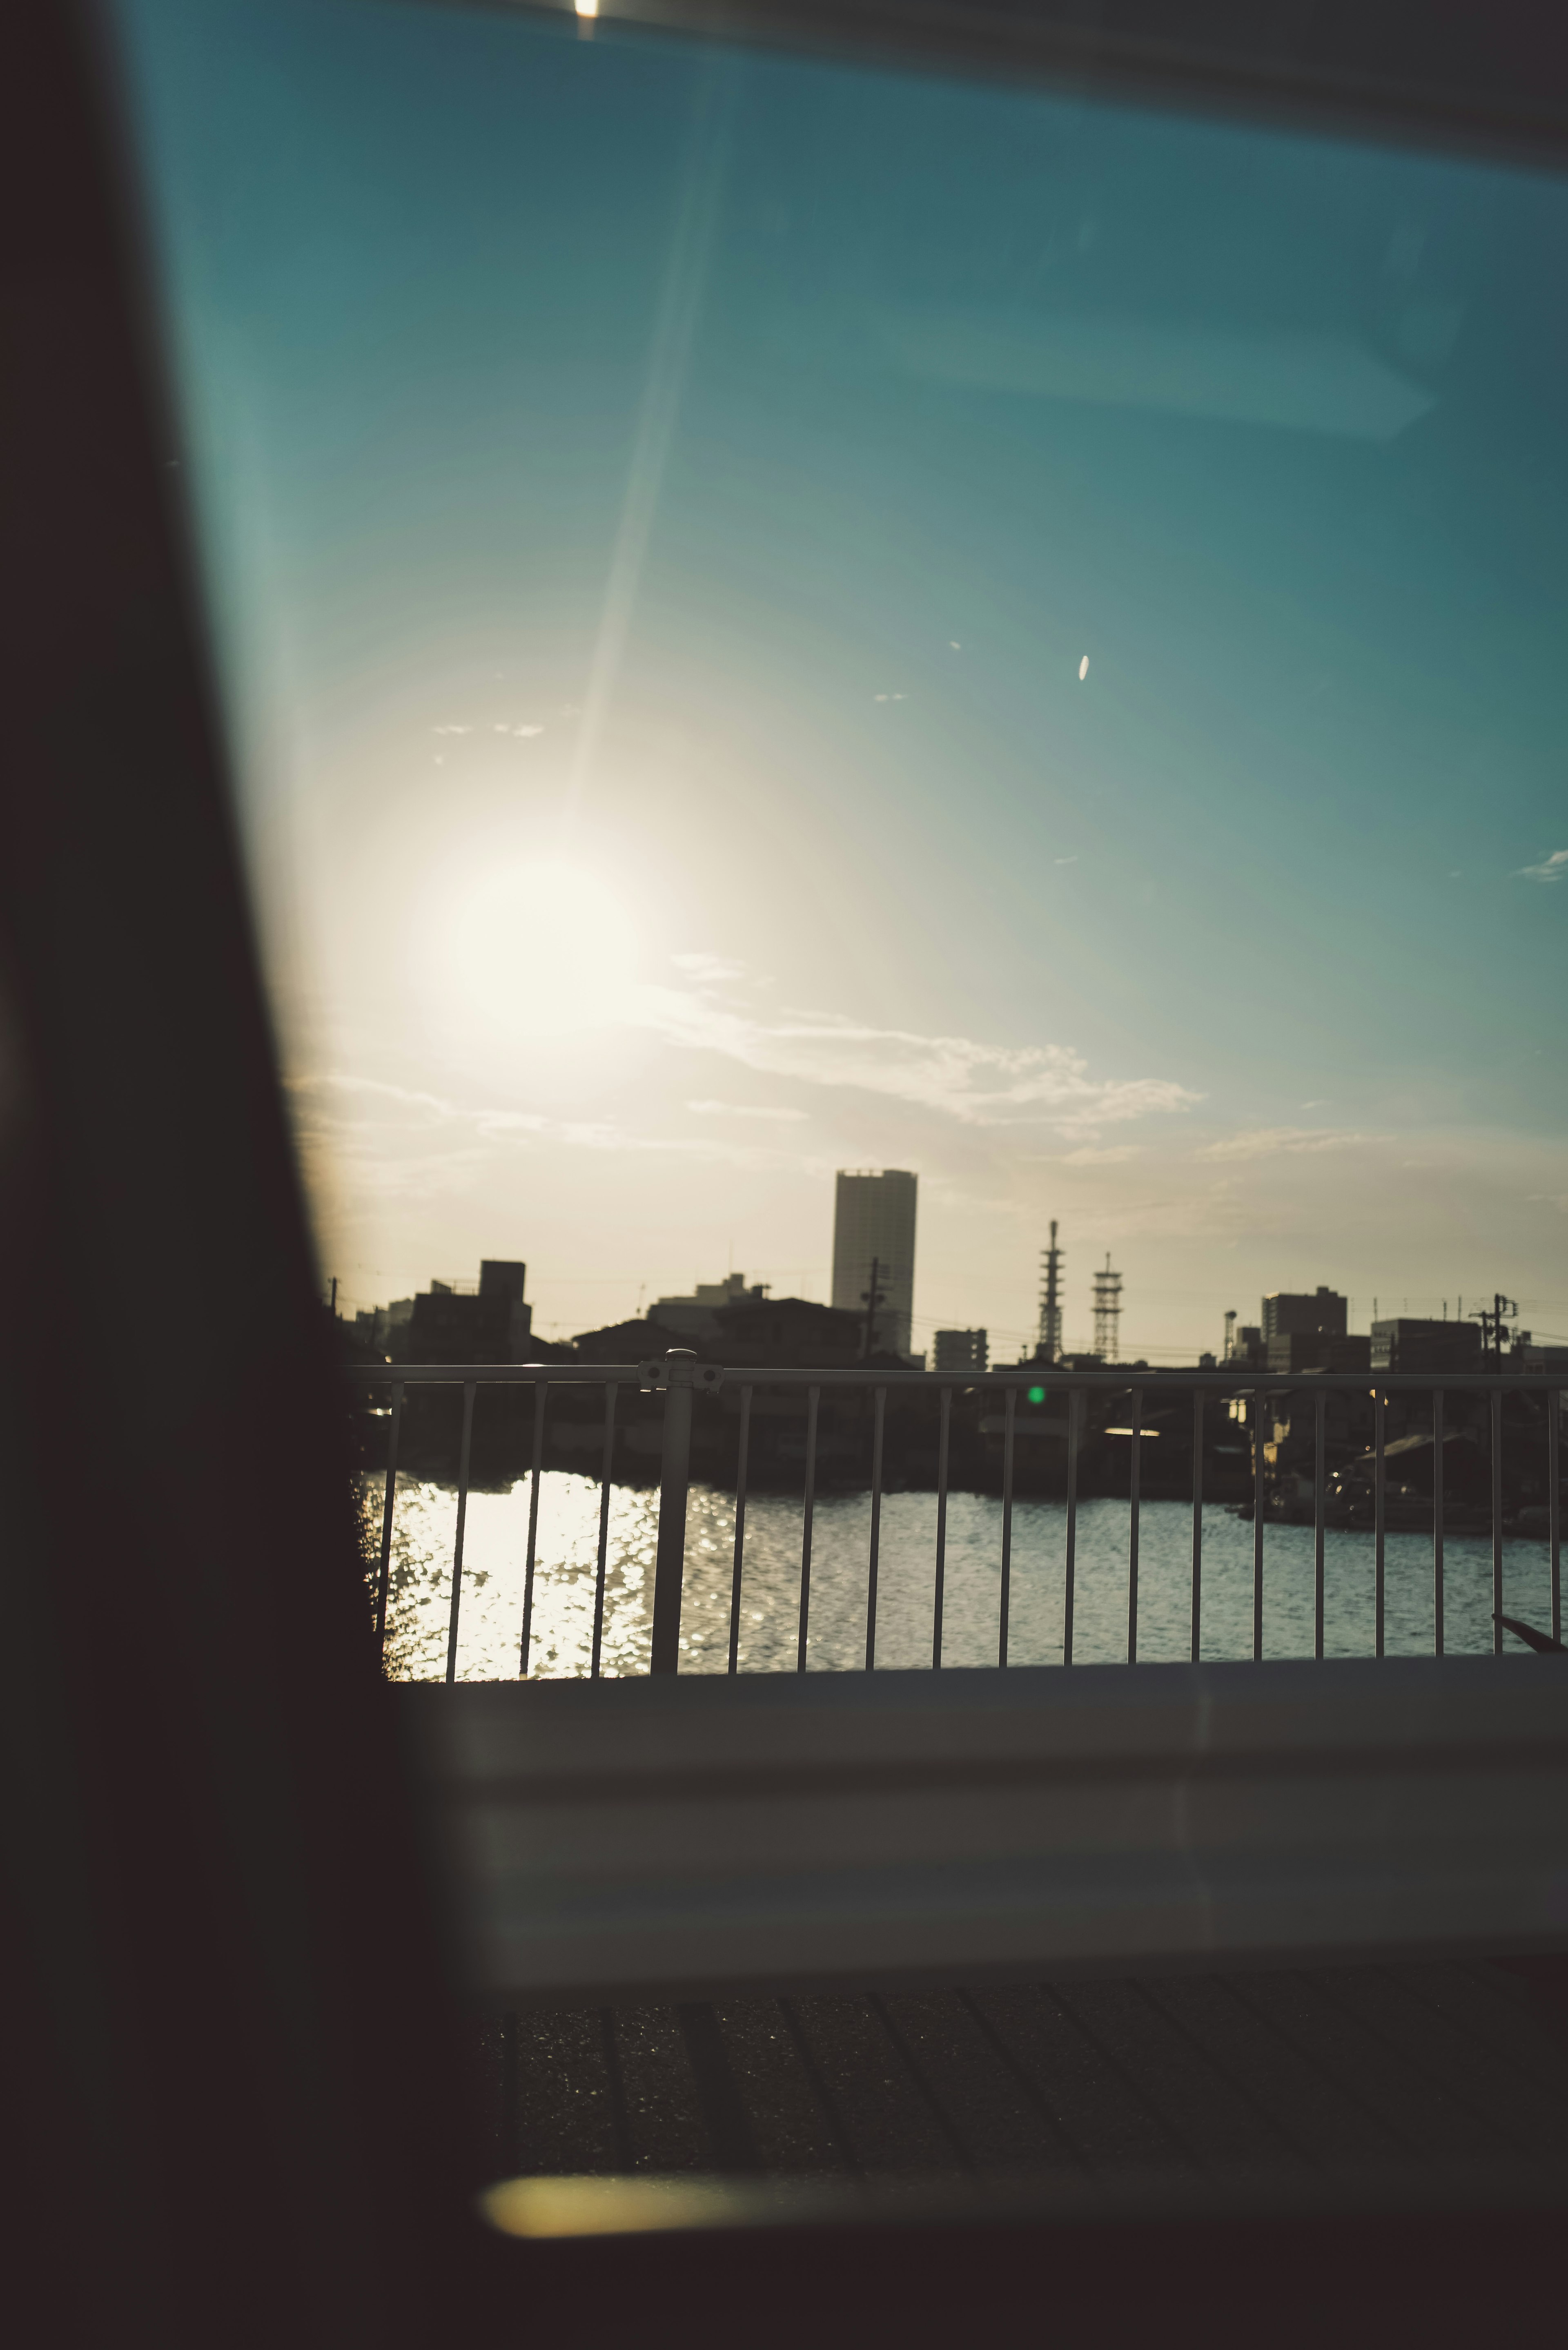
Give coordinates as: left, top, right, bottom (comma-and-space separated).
1038, 1222, 1063, 1363
1472, 1292, 1524, 1364
860, 1255, 885, 1361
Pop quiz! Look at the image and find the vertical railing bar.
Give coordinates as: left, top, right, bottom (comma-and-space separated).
445, 1380, 477, 1686
1550, 1386, 1561, 1649
933, 1386, 952, 1670
1491, 1385, 1503, 1657
375, 1378, 404, 1660
518, 1379, 547, 1677
999, 1385, 1016, 1670
1190, 1387, 1204, 1664
1252, 1386, 1265, 1663
865, 1385, 886, 1672
797, 1384, 820, 1674
727, 1384, 753, 1677
591, 1381, 618, 1680
1432, 1385, 1445, 1657
1374, 1385, 1386, 1660
1063, 1387, 1080, 1667
1127, 1384, 1141, 1666
1313, 1389, 1326, 1662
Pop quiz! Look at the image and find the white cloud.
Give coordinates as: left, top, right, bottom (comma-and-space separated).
687, 1099, 809, 1122
1516, 848, 1568, 883
1056, 1144, 1143, 1164
432, 724, 473, 736
633, 968, 1199, 1134
1195, 1126, 1378, 1162
286, 1070, 800, 1176
670, 950, 748, 983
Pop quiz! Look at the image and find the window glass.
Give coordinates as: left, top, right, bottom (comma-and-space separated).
112, 0, 1568, 1359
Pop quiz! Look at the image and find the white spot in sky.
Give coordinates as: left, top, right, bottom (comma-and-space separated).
1078, 655, 1090, 681
1055, 856, 1077, 866
950, 640, 961, 650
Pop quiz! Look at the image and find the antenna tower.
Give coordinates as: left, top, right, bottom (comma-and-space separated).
1038, 1221, 1063, 1362
1092, 1253, 1123, 1361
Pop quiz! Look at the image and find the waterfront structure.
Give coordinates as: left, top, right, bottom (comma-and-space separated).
831, 1169, 917, 1359
934, 1328, 988, 1374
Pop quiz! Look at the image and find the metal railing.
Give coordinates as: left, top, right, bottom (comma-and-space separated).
348, 1354, 1564, 1680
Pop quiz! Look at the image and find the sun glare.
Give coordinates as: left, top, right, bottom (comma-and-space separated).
430, 858, 637, 1043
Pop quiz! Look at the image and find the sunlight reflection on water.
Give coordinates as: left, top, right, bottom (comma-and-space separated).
371, 1471, 1557, 1681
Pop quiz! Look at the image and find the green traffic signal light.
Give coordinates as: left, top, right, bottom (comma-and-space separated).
1027, 1385, 1045, 1405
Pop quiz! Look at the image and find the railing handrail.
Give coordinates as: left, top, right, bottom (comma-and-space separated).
354, 1350, 1562, 1679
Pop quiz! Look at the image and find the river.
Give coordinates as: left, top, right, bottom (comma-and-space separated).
368, 1470, 1559, 1679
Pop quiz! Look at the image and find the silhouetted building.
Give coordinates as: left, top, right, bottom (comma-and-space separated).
1227, 1322, 1266, 1368
934, 1328, 988, 1375
1267, 1332, 1370, 1375
571, 1315, 694, 1363
402, 1260, 532, 1363
715, 1295, 867, 1369
1372, 1318, 1483, 1373
1262, 1286, 1348, 1342
832, 1168, 917, 1358
652, 1273, 768, 1341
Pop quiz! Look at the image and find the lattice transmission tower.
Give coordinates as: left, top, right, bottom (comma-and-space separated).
1037, 1221, 1063, 1362
1092, 1253, 1123, 1361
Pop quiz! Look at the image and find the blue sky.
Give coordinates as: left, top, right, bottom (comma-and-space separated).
115, 0, 1568, 1354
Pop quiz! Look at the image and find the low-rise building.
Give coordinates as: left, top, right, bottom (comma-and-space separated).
934, 1329, 988, 1375
652, 1273, 768, 1340
714, 1295, 869, 1369
1263, 1287, 1348, 1342
1267, 1332, 1371, 1375
401, 1260, 533, 1363
1371, 1318, 1482, 1373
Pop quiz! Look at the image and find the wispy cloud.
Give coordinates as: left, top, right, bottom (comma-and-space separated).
634, 967, 1199, 1134
688, 1099, 809, 1122
1196, 1126, 1378, 1162
670, 951, 747, 983
285, 1070, 799, 1176
1055, 1143, 1143, 1165
1516, 848, 1568, 883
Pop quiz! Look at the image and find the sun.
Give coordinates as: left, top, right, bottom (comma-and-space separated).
424, 856, 638, 1043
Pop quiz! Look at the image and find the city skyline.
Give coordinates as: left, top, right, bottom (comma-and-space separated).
116, 0, 1568, 1362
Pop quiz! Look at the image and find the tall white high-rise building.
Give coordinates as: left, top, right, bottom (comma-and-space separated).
831, 1168, 918, 1359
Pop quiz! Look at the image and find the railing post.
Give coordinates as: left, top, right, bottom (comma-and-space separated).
651, 1349, 695, 1674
